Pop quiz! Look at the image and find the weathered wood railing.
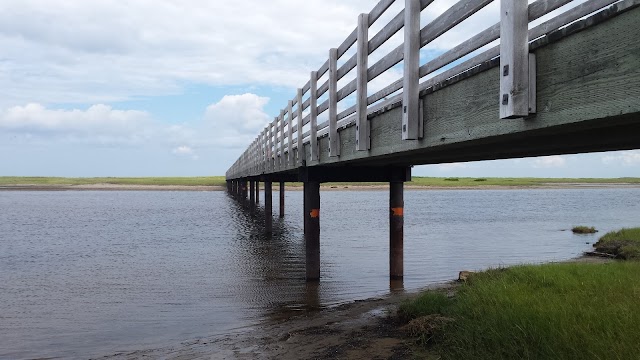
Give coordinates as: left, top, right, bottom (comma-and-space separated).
226, 0, 633, 180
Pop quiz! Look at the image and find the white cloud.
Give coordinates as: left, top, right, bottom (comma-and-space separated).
0, 93, 271, 151
0, 103, 153, 144
533, 156, 567, 169
203, 93, 271, 148
172, 145, 198, 160
0, 0, 589, 108
602, 150, 640, 167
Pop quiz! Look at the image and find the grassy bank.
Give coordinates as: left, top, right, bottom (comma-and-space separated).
0, 176, 228, 187
594, 228, 640, 259
1, 176, 639, 188
399, 261, 640, 359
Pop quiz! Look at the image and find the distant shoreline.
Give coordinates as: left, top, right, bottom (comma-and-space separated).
2, 182, 640, 192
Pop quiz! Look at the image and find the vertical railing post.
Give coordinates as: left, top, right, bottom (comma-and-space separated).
279, 109, 285, 170
402, 0, 420, 140
356, 13, 370, 151
287, 100, 293, 168
500, 0, 530, 119
310, 71, 319, 161
296, 88, 304, 165
269, 119, 275, 172
329, 48, 340, 157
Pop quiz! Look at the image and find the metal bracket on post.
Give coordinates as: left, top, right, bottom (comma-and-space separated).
500, 0, 534, 119
329, 48, 340, 157
356, 13, 370, 151
310, 71, 319, 162
296, 88, 304, 166
402, 0, 420, 140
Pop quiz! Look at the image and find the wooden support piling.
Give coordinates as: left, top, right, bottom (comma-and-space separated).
390, 181, 404, 279
279, 182, 285, 218
304, 181, 321, 281
265, 181, 273, 234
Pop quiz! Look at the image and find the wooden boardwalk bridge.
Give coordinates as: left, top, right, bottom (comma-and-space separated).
225, 0, 640, 281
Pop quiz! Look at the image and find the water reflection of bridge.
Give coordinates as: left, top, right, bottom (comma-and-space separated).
226, 0, 640, 281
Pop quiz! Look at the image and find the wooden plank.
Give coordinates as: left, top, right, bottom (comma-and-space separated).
297, 88, 304, 165
310, 71, 319, 161
500, 0, 530, 119
356, 13, 370, 151
318, 59, 330, 79
369, 9, 404, 55
337, 54, 357, 81
337, 78, 357, 101
338, 28, 358, 58
287, 100, 293, 166
338, 104, 357, 121
420, 0, 493, 48
369, 0, 396, 25
329, 48, 340, 156
403, 0, 420, 140
318, 80, 329, 98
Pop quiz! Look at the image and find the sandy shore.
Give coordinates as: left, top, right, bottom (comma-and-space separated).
2, 183, 639, 192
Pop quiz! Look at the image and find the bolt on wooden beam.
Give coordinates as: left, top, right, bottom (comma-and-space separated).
500, 0, 530, 119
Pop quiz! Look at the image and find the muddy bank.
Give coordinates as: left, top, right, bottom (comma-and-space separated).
99, 255, 613, 359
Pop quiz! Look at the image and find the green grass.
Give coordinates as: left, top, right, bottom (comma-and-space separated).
594, 228, 640, 259
0, 176, 227, 186
399, 262, 640, 359
572, 226, 598, 234
0, 176, 639, 188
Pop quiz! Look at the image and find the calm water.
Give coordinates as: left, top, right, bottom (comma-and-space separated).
1, 188, 639, 359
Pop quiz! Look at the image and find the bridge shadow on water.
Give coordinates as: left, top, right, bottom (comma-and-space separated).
224, 191, 356, 322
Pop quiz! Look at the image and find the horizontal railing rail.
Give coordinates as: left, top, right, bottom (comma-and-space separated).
227, 0, 633, 179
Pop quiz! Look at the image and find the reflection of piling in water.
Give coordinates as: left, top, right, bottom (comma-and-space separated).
279, 182, 285, 218
265, 181, 273, 234
249, 181, 255, 213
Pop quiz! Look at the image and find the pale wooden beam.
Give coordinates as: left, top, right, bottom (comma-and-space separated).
356, 13, 370, 151
287, 100, 293, 167
500, 0, 530, 119
296, 88, 304, 165
402, 0, 421, 140
329, 48, 340, 157
310, 71, 319, 161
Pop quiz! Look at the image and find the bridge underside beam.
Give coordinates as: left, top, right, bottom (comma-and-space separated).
299, 166, 411, 183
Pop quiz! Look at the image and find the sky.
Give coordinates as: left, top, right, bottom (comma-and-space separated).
0, 0, 637, 178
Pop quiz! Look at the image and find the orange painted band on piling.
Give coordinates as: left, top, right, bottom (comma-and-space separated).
391, 207, 404, 216
310, 209, 320, 218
